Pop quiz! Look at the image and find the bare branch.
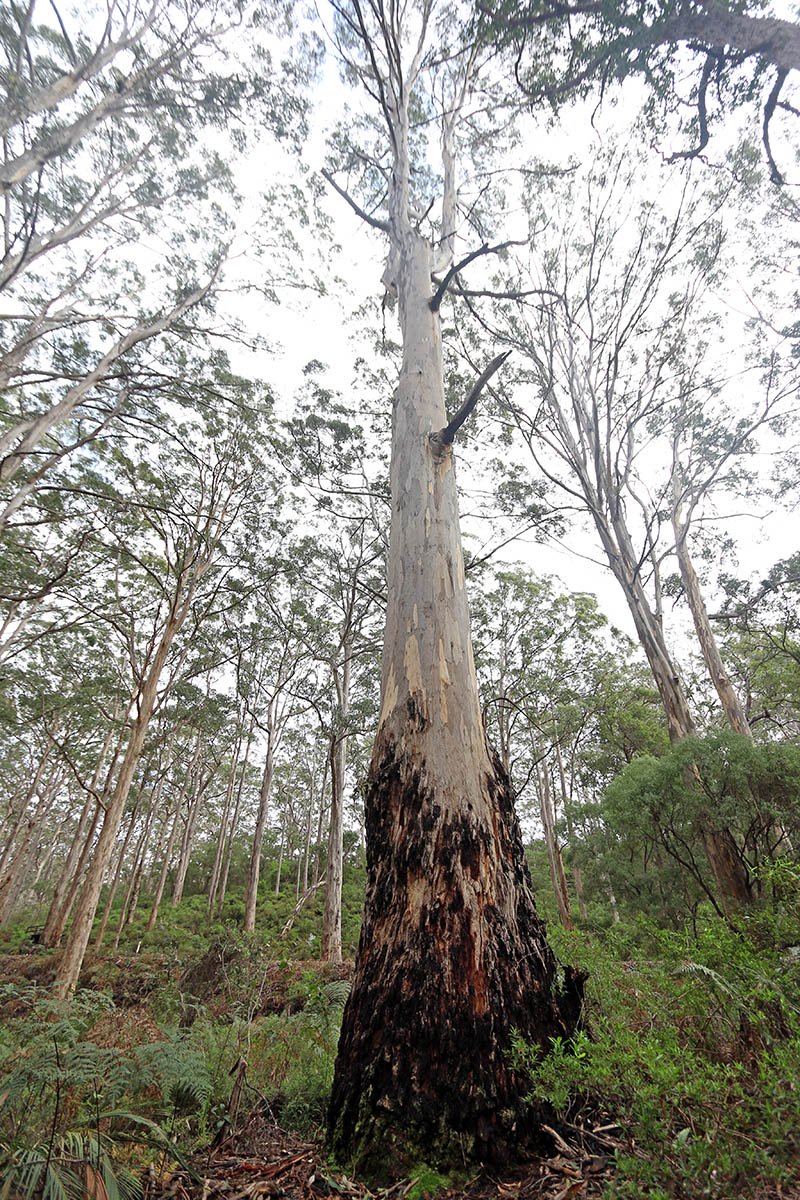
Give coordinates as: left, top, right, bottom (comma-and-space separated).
429, 239, 527, 311
321, 168, 389, 232
763, 68, 789, 184
431, 351, 511, 447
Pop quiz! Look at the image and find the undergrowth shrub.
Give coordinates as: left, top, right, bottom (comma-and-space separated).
515, 921, 800, 1198
0, 986, 232, 1199
247, 973, 350, 1136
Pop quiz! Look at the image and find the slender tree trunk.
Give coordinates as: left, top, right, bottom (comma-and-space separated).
535, 758, 574, 930
43, 725, 125, 946
42, 793, 97, 945
672, 477, 752, 736
274, 834, 283, 895
329, 229, 581, 1174
207, 738, 240, 911
243, 731, 275, 934
323, 643, 351, 963
301, 795, 312, 894
312, 758, 329, 887
0, 741, 55, 879
555, 740, 587, 921
171, 776, 203, 908
94, 803, 140, 949
0, 765, 62, 924
146, 788, 183, 930
113, 801, 156, 947
593, 509, 751, 911
53, 588, 194, 998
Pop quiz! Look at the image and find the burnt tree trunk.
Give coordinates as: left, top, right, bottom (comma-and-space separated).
328, 231, 581, 1176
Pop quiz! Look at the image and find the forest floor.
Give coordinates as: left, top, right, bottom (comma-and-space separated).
3, 913, 800, 1200
143, 1105, 620, 1200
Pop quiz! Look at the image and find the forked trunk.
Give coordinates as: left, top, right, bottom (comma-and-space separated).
328, 232, 582, 1176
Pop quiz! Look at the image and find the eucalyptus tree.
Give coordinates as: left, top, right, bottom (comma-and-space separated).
479, 148, 797, 909
49, 403, 270, 996
321, 1, 582, 1172
0, 0, 306, 494
280, 385, 385, 963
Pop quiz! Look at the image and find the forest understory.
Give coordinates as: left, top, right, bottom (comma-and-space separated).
1, 871, 798, 1200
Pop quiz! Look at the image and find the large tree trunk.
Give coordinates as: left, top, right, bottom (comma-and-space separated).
328, 231, 581, 1176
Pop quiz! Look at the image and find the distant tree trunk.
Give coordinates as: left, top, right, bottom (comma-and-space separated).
323, 640, 351, 963
171, 768, 205, 908
42, 724, 124, 947
146, 791, 182, 930
42, 794, 97, 945
301, 797, 312, 894
53, 564, 201, 998
113, 800, 157, 947
243, 725, 275, 933
0, 740, 55, 881
535, 757, 574, 931
207, 737, 241, 911
555, 739, 587, 921
0, 764, 62, 924
671, 468, 752, 736
274, 834, 283, 895
591, 511, 751, 912
312, 758, 329, 887
94, 803, 140, 949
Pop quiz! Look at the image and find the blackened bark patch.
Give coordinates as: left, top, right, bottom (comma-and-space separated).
327, 739, 584, 1181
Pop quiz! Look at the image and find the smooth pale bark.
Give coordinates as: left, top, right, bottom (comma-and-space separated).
215, 746, 250, 917
329, 228, 582, 1174
0, 741, 55, 880
42, 794, 97, 945
114, 798, 158, 946
536, 392, 751, 911
146, 788, 183, 930
274, 835, 283, 895
301, 798, 312, 894
243, 734, 275, 933
312, 758, 329, 887
536, 759, 574, 931
322, 642, 351, 963
42, 723, 120, 946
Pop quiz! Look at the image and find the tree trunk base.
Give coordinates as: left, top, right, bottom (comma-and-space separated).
328, 740, 584, 1181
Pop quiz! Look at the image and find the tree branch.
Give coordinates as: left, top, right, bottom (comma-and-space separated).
431, 351, 511, 447
321, 168, 389, 232
429, 239, 527, 311
763, 68, 789, 184
666, 51, 714, 164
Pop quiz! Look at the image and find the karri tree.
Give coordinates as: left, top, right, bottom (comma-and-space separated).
322, 0, 582, 1175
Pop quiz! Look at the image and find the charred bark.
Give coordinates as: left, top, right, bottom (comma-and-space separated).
329, 744, 583, 1177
